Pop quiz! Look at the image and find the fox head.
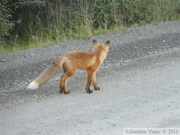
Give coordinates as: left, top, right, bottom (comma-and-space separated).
92, 39, 110, 54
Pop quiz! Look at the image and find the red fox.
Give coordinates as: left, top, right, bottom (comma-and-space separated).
28, 40, 110, 94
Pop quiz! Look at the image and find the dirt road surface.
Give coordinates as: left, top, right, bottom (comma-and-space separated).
0, 21, 180, 135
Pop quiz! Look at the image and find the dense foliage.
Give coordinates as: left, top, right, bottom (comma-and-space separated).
0, 0, 180, 49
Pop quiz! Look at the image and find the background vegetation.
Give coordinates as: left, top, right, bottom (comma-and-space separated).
0, 0, 180, 52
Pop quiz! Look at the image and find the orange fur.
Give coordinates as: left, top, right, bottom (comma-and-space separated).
28, 40, 110, 94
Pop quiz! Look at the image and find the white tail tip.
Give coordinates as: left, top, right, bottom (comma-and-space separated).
28, 81, 39, 90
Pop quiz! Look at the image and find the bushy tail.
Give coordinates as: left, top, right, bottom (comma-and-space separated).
28, 63, 61, 89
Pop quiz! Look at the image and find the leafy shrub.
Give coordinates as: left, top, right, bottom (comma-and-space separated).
0, 0, 180, 51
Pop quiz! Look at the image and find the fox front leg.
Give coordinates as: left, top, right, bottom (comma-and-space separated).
92, 72, 100, 90
86, 70, 94, 94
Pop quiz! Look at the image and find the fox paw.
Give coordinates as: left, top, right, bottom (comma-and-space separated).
64, 91, 70, 94
59, 88, 70, 94
59, 89, 63, 94
94, 86, 100, 90
86, 90, 93, 94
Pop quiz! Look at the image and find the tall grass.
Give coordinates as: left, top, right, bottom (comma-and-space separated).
30, 0, 180, 39
1, 0, 180, 53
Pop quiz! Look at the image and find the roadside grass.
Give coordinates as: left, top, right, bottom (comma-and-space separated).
0, 0, 180, 53
0, 24, 127, 53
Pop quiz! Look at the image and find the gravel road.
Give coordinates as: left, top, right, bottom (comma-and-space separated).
0, 21, 180, 135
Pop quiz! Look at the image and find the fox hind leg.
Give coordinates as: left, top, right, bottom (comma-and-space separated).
60, 61, 76, 94
60, 73, 70, 94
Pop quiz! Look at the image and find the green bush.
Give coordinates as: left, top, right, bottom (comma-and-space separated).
0, 0, 180, 52
0, 0, 14, 43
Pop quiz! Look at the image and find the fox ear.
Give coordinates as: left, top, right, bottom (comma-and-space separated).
93, 39, 98, 46
105, 40, 110, 44
105, 40, 110, 47
93, 39, 97, 43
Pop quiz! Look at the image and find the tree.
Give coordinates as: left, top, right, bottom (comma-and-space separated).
0, 0, 45, 44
